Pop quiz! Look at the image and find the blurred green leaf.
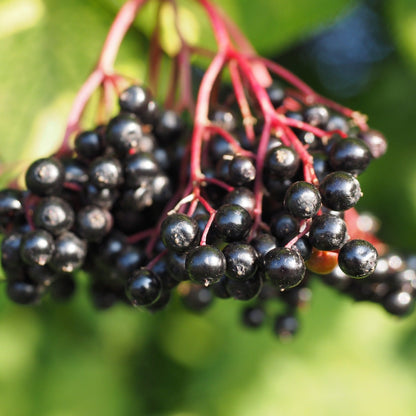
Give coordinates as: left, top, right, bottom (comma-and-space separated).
104, 0, 355, 55
388, 0, 416, 74
0, 0, 147, 167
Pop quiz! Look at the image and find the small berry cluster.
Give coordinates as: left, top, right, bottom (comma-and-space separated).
0, 85, 185, 308
1, 78, 405, 339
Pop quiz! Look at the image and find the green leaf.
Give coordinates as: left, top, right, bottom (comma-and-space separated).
388, 0, 416, 74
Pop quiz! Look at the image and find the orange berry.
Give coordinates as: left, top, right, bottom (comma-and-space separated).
306, 248, 338, 275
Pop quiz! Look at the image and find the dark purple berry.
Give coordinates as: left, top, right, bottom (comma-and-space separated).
265, 146, 300, 179
161, 213, 200, 254
338, 239, 378, 278
74, 130, 105, 160
124, 152, 160, 188
309, 214, 346, 251
319, 171, 361, 211
50, 232, 86, 273
33, 197, 74, 235
20, 230, 55, 266
329, 137, 371, 175
25, 157, 64, 196
89, 156, 123, 189
119, 85, 152, 116
284, 181, 321, 219
228, 156, 256, 186
76, 205, 112, 242
263, 247, 305, 290
223, 243, 258, 281
106, 113, 143, 157
126, 268, 162, 307
186, 245, 226, 286
213, 204, 252, 242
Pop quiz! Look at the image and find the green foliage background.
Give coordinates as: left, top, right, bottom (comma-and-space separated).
1, 0, 416, 415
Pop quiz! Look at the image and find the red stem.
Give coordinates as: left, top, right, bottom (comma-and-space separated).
190, 51, 228, 182
229, 61, 256, 143
58, 0, 149, 156
206, 124, 255, 158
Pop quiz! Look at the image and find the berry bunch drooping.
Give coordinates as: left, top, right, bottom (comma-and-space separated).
0, 0, 412, 340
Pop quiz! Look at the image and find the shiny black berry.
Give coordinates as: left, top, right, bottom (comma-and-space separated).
213, 204, 252, 242
319, 171, 361, 211
263, 247, 305, 290
126, 268, 162, 307
1, 232, 23, 271
209, 108, 237, 131
76, 205, 112, 242
265, 146, 300, 179
27, 264, 57, 286
338, 239, 378, 278
50, 232, 86, 273
186, 245, 226, 286
161, 213, 200, 254
25, 157, 65, 196
20, 230, 55, 266
326, 115, 349, 133
89, 156, 123, 189
62, 158, 89, 185
284, 181, 321, 219
33, 197, 75, 235
119, 85, 152, 116
228, 156, 256, 186
124, 152, 160, 188
309, 214, 346, 251
74, 130, 105, 160
209, 135, 234, 163
83, 184, 119, 210
106, 113, 143, 157
329, 137, 371, 175
115, 246, 146, 279
223, 243, 258, 281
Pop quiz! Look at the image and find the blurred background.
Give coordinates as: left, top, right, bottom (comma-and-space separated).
1, 0, 416, 414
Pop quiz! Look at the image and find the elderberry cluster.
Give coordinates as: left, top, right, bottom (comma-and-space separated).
0, 81, 404, 339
